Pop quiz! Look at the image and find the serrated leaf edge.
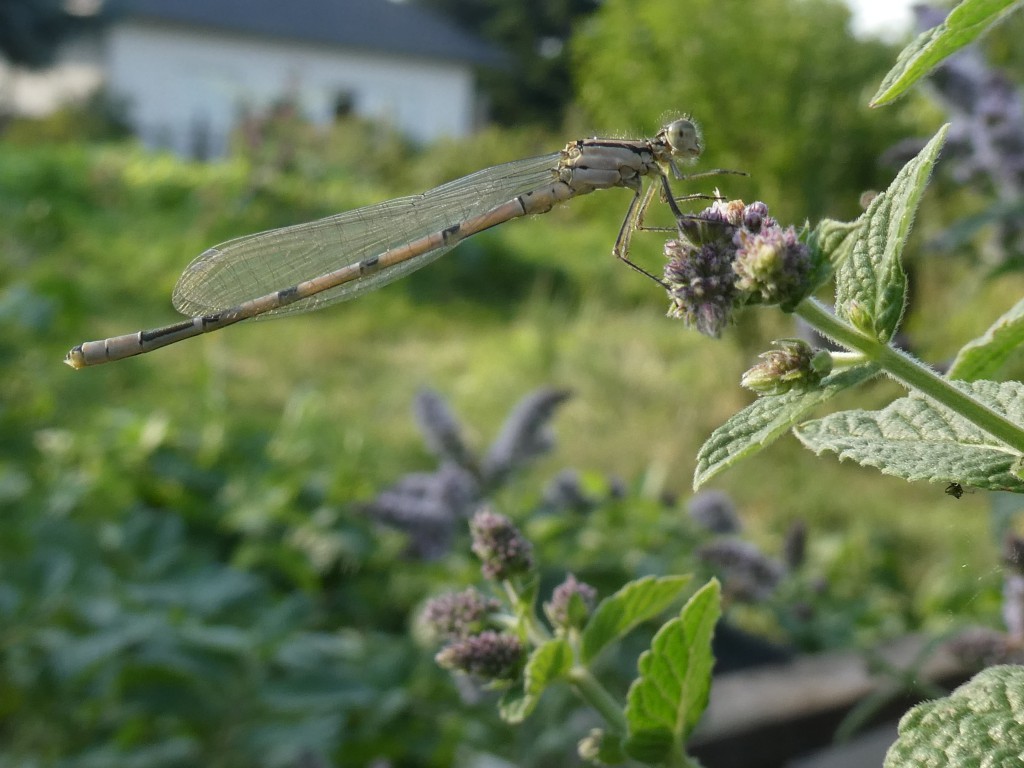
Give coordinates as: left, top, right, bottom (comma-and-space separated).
580, 575, 691, 663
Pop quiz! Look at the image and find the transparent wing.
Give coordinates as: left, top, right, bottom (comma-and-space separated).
172, 153, 561, 318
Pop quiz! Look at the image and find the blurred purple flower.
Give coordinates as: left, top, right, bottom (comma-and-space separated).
540, 468, 598, 514
480, 388, 572, 487
421, 587, 501, 641
687, 490, 741, 534
435, 630, 525, 681
545, 573, 598, 629
413, 388, 477, 470
469, 507, 534, 581
362, 463, 479, 559
698, 539, 784, 602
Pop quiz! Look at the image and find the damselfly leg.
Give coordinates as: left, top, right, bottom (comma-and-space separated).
612, 168, 748, 287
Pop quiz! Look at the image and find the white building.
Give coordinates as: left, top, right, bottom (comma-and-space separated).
8, 0, 503, 156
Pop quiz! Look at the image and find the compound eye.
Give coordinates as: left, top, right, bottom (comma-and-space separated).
666, 119, 700, 157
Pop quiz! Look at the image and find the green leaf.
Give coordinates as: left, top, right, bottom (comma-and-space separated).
500, 638, 572, 724
694, 365, 880, 489
623, 579, 721, 763
524, 637, 572, 697
580, 575, 692, 664
812, 216, 864, 270
871, 0, 1024, 106
499, 686, 536, 724
835, 125, 948, 342
884, 665, 1024, 767
794, 380, 1024, 493
947, 298, 1024, 381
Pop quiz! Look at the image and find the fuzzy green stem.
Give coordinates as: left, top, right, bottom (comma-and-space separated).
829, 351, 869, 371
795, 297, 1024, 453
567, 665, 628, 733
502, 580, 551, 646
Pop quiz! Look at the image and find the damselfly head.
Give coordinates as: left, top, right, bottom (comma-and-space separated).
659, 118, 702, 161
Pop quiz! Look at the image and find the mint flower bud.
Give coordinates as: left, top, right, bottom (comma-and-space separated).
469, 507, 534, 580
435, 630, 524, 680
742, 201, 777, 232
577, 729, 604, 763
707, 197, 747, 226
578, 729, 624, 764
732, 225, 811, 306
421, 588, 501, 641
741, 339, 832, 395
544, 573, 598, 630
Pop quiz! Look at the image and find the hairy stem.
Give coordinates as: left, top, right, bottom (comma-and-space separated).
567, 666, 628, 732
795, 297, 1024, 453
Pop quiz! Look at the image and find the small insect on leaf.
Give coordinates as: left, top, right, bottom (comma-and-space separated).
945, 482, 964, 499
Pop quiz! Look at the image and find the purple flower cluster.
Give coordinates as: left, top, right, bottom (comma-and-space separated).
545, 573, 598, 630
434, 630, 525, 681
733, 226, 811, 305
421, 534, 529, 682
363, 388, 570, 559
469, 507, 534, 581
663, 237, 738, 338
421, 588, 501, 642
364, 463, 479, 559
663, 200, 811, 337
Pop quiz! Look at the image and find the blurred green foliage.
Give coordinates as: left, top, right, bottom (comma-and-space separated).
572, 0, 918, 224
2, 91, 131, 146
2, 2, 1023, 762
412, 0, 600, 127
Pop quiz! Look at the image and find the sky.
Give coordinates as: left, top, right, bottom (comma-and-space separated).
845, 0, 922, 40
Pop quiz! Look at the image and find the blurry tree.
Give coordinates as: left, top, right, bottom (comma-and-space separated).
0, 0, 113, 68
572, 0, 919, 223
413, 0, 600, 127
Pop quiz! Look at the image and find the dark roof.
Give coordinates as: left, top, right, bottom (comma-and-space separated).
119, 0, 504, 66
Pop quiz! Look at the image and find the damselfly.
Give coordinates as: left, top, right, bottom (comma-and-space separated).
66, 117, 727, 368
